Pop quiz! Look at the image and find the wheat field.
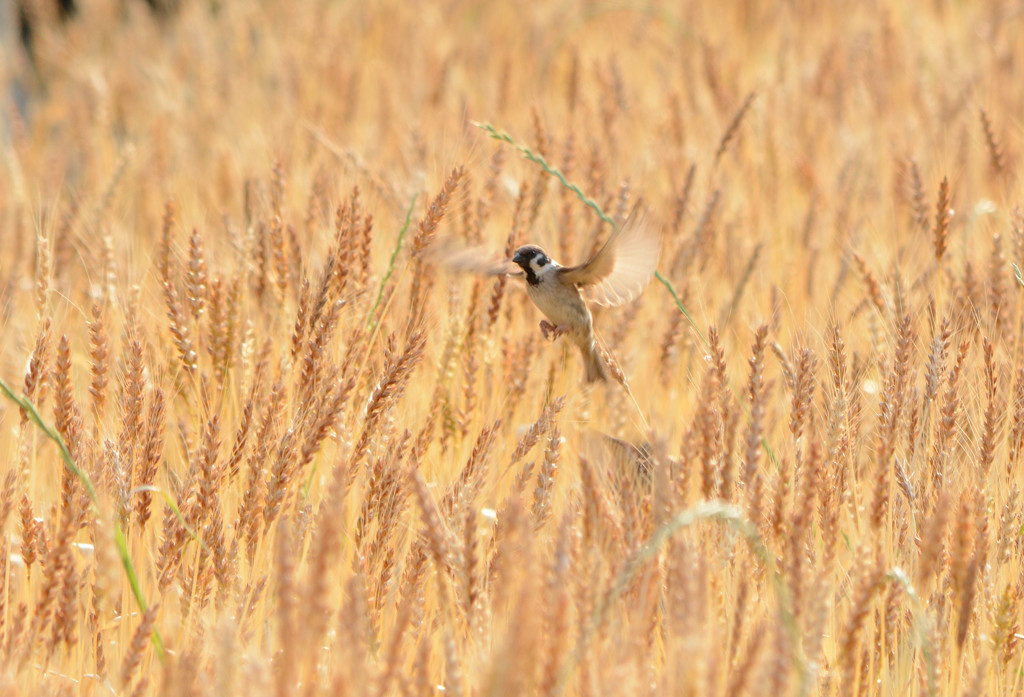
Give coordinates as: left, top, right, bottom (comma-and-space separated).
1, 1, 1023, 695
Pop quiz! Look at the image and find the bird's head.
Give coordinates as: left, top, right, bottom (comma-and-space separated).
512, 245, 551, 275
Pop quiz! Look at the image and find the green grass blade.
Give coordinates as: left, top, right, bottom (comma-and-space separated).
474, 121, 707, 350
0, 377, 165, 661
367, 194, 418, 331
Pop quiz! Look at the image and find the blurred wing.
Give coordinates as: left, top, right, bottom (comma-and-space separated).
432, 241, 519, 277
558, 204, 660, 307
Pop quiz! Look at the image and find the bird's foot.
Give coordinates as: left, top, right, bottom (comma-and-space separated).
539, 320, 571, 341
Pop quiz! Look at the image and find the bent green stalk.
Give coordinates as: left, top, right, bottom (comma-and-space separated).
474, 121, 707, 350
0, 377, 165, 660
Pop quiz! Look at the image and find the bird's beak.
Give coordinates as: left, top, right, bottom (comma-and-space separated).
512, 251, 527, 265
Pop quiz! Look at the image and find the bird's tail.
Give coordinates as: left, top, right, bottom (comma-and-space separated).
578, 338, 609, 383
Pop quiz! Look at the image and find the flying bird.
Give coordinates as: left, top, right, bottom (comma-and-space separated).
439, 205, 660, 382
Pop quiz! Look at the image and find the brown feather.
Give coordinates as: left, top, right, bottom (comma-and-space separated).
432, 240, 519, 277
557, 203, 660, 307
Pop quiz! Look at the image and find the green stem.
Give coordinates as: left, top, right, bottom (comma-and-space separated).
0, 378, 165, 660
367, 194, 418, 331
561, 502, 802, 693
475, 121, 707, 349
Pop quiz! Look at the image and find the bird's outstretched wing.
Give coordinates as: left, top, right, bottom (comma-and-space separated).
431, 240, 520, 277
557, 203, 660, 307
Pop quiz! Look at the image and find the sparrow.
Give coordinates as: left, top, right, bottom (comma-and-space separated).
439, 204, 660, 382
